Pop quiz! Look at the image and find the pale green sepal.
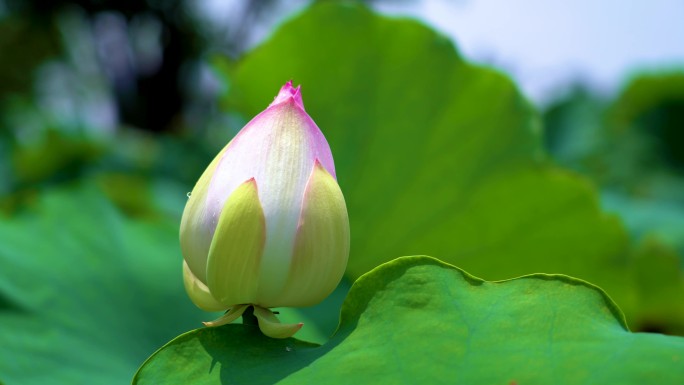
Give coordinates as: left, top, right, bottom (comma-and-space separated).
182, 260, 226, 312
206, 178, 265, 306
203, 304, 249, 327
277, 161, 350, 307
253, 306, 303, 339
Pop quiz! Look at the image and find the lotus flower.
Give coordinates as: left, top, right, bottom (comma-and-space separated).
180, 81, 349, 338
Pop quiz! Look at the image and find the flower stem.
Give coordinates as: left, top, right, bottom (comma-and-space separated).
242, 305, 258, 326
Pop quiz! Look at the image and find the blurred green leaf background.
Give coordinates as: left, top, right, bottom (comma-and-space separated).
0, 0, 683, 384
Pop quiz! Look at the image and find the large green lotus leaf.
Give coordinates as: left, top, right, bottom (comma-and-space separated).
218, 2, 674, 326
0, 184, 212, 384
134, 256, 684, 384
0, 184, 325, 383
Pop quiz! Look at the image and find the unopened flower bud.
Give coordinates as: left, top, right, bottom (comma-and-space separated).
180, 81, 349, 338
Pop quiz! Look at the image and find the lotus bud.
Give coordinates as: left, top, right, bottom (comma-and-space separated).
180, 81, 350, 339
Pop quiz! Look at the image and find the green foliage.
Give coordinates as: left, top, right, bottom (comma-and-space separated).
611, 72, 684, 172
0, 16, 60, 98
11, 129, 104, 185
543, 73, 684, 256
0, 184, 217, 384
603, 73, 684, 255
218, 2, 683, 333
0, 125, 215, 219
134, 256, 684, 385
0, 2, 682, 383
543, 72, 684, 199
543, 87, 608, 167
603, 191, 684, 257
627, 239, 684, 335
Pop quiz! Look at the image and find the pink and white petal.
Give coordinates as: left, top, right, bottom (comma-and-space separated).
205, 83, 338, 305
207, 110, 309, 299
269, 80, 305, 110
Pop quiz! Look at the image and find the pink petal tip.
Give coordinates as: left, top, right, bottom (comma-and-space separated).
270, 81, 305, 110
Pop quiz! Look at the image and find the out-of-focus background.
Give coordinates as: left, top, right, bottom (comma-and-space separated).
2, 0, 683, 209
1, 0, 683, 384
